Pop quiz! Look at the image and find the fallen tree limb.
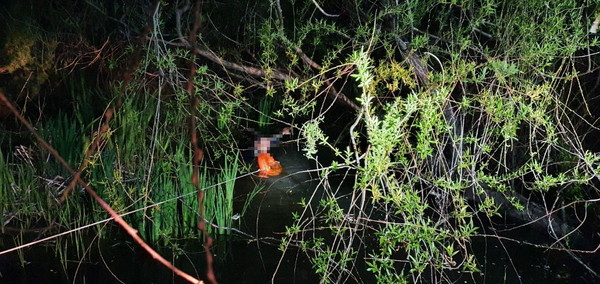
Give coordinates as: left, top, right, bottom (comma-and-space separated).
293, 45, 360, 111
172, 4, 360, 112
467, 183, 586, 240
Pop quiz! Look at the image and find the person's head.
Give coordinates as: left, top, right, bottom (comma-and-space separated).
254, 137, 272, 154
253, 127, 292, 155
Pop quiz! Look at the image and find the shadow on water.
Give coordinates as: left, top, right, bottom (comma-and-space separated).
449, 214, 600, 284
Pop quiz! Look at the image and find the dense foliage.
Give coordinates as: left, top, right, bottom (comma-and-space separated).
1, 0, 600, 282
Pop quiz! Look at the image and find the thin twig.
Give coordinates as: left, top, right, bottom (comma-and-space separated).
292, 45, 360, 111
59, 107, 112, 202
310, 0, 339, 17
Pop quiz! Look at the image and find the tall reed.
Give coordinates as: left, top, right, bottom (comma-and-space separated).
203, 155, 239, 235
258, 96, 275, 131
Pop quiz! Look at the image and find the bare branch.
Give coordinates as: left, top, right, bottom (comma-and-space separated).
185, 1, 217, 284
311, 0, 339, 17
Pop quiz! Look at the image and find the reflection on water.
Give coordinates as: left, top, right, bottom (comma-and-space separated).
236, 147, 318, 233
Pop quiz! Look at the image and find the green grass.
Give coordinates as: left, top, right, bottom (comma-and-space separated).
202, 154, 239, 236
258, 96, 276, 132
0, 71, 255, 275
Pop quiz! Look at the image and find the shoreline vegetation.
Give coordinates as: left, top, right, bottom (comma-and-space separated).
1, 1, 600, 283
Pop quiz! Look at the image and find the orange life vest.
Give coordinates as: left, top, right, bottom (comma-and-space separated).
257, 152, 282, 178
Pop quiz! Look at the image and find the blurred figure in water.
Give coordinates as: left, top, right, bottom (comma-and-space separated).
253, 127, 291, 178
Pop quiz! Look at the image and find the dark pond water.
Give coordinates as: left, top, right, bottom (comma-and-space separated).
1, 147, 599, 283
